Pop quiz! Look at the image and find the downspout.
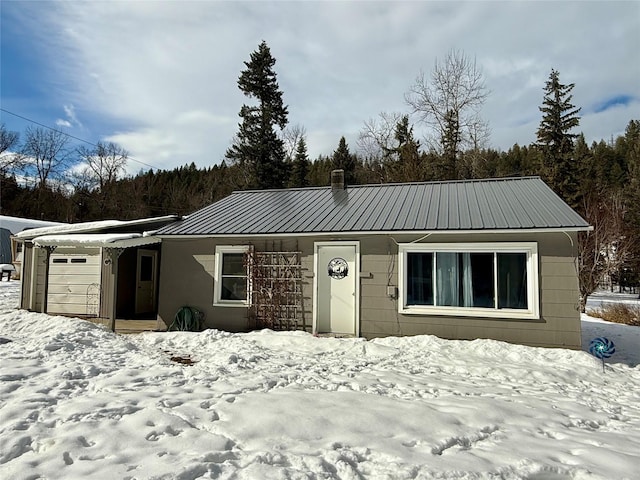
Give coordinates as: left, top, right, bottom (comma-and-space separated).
565, 229, 585, 314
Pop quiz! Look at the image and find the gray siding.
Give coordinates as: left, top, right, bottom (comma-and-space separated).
359, 232, 581, 348
158, 231, 581, 349
157, 238, 314, 332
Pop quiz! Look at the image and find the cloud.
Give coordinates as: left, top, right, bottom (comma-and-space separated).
63, 104, 82, 127
55, 119, 72, 128
6, 0, 640, 172
592, 95, 637, 114
55, 104, 82, 129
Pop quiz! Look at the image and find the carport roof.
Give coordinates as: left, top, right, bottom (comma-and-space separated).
16, 215, 180, 240
32, 233, 161, 249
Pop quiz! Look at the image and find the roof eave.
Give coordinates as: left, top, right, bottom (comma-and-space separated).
156, 225, 593, 239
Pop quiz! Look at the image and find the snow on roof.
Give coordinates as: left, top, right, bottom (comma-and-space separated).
33, 233, 161, 249
15, 215, 179, 239
0, 215, 65, 234
17, 220, 124, 239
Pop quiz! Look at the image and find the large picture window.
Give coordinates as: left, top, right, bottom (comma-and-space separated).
399, 243, 539, 319
214, 246, 249, 306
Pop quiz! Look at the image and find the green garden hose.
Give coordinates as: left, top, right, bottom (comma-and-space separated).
169, 306, 204, 331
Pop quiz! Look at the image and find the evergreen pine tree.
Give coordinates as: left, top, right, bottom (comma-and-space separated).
536, 69, 581, 205
306, 155, 332, 186
386, 116, 422, 182
573, 133, 594, 210
623, 121, 640, 277
332, 137, 356, 185
288, 137, 310, 187
441, 109, 461, 179
226, 41, 289, 189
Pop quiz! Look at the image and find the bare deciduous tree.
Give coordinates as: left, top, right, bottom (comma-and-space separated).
0, 123, 19, 154
577, 188, 638, 311
76, 141, 128, 191
282, 124, 306, 162
0, 123, 22, 175
405, 49, 490, 178
21, 126, 71, 189
357, 112, 403, 160
73, 141, 128, 217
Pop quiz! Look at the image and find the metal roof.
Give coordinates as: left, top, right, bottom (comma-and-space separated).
156, 177, 590, 236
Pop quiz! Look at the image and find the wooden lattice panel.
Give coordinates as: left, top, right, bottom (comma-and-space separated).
246, 250, 304, 331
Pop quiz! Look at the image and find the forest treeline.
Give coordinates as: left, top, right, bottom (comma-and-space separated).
1, 124, 637, 222
1, 43, 639, 304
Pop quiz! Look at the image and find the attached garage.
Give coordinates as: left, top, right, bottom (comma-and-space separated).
31, 235, 162, 323
14, 215, 179, 328
47, 247, 102, 316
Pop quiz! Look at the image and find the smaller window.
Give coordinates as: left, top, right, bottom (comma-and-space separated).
52, 258, 68, 264
70, 258, 87, 264
220, 253, 246, 301
214, 246, 249, 306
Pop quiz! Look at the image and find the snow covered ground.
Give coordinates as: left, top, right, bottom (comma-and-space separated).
586, 291, 640, 309
1, 281, 639, 480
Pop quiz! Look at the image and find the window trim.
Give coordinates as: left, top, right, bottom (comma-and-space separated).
398, 242, 539, 320
214, 245, 249, 307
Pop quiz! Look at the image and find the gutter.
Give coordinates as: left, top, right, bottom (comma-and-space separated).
156, 226, 593, 240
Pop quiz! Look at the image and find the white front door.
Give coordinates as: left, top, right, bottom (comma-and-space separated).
135, 249, 158, 314
314, 242, 359, 335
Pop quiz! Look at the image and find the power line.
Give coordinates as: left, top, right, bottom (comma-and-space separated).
0, 108, 160, 170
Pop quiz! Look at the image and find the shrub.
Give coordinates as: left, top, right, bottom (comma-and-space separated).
588, 303, 640, 326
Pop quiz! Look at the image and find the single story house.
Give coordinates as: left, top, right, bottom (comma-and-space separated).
15, 215, 179, 325
155, 174, 591, 349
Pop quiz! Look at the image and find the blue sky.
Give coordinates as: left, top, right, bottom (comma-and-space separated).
1, 1, 639, 175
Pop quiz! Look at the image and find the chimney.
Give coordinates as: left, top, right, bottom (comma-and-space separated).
331, 169, 345, 190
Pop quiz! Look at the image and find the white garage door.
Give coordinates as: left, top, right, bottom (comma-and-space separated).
47, 247, 102, 316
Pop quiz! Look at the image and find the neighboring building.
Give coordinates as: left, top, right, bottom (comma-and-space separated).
1, 227, 15, 279
14, 216, 179, 322
1, 227, 13, 265
155, 175, 591, 349
0, 215, 64, 279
